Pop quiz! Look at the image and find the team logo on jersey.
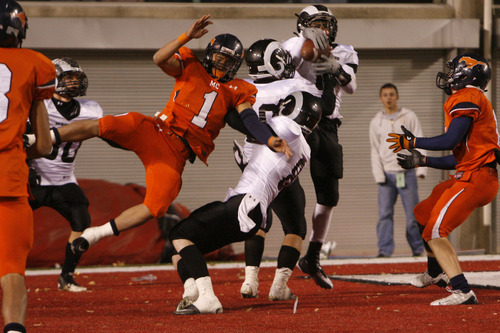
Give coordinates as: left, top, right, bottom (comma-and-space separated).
459, 56, 486, 70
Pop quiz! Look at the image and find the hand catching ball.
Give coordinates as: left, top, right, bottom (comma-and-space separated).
301, 39, 330, 62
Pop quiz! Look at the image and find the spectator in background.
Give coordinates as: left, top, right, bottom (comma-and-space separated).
369, 83, 425, 258
0, 1, 56, 332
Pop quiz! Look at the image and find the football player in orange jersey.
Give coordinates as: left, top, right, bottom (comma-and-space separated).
30, 15, 292, 260
387, 53, 499, 306
0, 1, 56, 332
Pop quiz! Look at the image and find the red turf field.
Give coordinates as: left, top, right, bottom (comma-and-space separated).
19, 259, 500, 332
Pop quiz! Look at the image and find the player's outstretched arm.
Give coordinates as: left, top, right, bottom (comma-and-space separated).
153, 14, 212, 77
26, 100, 52, 159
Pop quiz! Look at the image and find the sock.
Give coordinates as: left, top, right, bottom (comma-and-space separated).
450, 274, 471, 293
244, 234, 265, 267
310, 204, 333, 243
277, 245, 300, 271
179, 245, 209, 280
306, 241, 323, 259
4, 322, 26, 333
176, 258, 191, 284
427, 256, 443, 278
61, 242, 82, 276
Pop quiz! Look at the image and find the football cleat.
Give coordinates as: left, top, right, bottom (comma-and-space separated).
269, 284, 296, 301
430, 288, 478, 306
71, 237, 90, 255
173, 295, 223, 315
240, 266, 259, 298
298, 256, 333, 289
268, 267, 297, 301
58, 274, 87, 292
410, 270, 449, 288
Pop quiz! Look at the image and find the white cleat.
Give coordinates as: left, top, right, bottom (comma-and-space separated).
174, 295, 223, 315
430, 288, 478, 306
58, 274, 87, 292
268, 267, 296, 301
175, 278, 199, 311
410, 270, 449, 288
240, 266, 259, 298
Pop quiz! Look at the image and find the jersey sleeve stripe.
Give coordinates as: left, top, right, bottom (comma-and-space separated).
449, 101, 480, 115
37, 79, 56, 90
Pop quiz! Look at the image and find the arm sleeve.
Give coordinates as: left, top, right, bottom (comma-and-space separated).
240, 108, 274, 145
426, 154, 457, 170
415, 116, 472, 151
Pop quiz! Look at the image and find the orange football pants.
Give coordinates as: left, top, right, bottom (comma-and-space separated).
99, 112, 191, 218
415, 166, 498, 241
0, 196, 33, 277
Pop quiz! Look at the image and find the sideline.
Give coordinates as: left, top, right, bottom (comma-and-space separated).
26, 254, 500, 276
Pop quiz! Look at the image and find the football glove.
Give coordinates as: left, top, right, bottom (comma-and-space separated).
387, 125, 416, 153
302, 27, 329, 50
312, 54, 340, 76
396, 149, 426, 169
23, 133, 36, 147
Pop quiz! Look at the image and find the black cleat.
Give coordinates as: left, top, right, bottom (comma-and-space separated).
58, 274, 87, 292
298, 256, 333, 289
71, 237, 90, 255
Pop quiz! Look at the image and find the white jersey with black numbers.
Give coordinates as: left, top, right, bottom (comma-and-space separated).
282, 35, 359, 120
227, 116, 311, 230
242, 78, 316, 160
32, 99, 103, 186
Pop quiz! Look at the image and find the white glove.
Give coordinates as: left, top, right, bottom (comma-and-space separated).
312, 54, 340, 76
24, 133, 36, 147
302, 27, 329, 50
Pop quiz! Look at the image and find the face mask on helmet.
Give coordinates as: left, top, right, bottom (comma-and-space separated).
436, 53, 491, 95
203, 34, 244, 83
275, 91, 322, 135
0, 0, 27, 48
296, 5, 338, 45
246, 39, 295, 82
53, 57, 88, 98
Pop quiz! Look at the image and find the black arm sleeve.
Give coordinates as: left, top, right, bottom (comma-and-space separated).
240, 108, 274, 145
415, 116, 472, 151
426, 154, 457, 170
225, 107, 251, 136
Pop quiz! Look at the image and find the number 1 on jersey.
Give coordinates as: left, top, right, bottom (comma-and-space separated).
191, 91, 218, 128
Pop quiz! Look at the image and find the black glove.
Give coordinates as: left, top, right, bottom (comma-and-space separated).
387, 125, 416, 153
397, 149, 426, 169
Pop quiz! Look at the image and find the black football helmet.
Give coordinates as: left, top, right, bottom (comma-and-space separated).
0, 0, 27, 48
53, 57, 88, 98
275, 91, 322, 135
296, 5, 337, 45
436, 53, 491, 95
246, 38, 294, 82
203, 34, 244, 83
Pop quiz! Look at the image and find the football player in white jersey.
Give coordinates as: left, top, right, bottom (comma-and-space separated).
282, 4, 359, 289
169, 91, 322, 315
28, 58, 103, 292
235, 38, 319, 301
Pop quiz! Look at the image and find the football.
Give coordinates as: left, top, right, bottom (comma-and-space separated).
300, 39, 330, 62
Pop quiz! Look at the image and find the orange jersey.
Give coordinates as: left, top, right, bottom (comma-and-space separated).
156, 47, 257, 163
444, 87, 500, 172
0, 48, 56, 197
